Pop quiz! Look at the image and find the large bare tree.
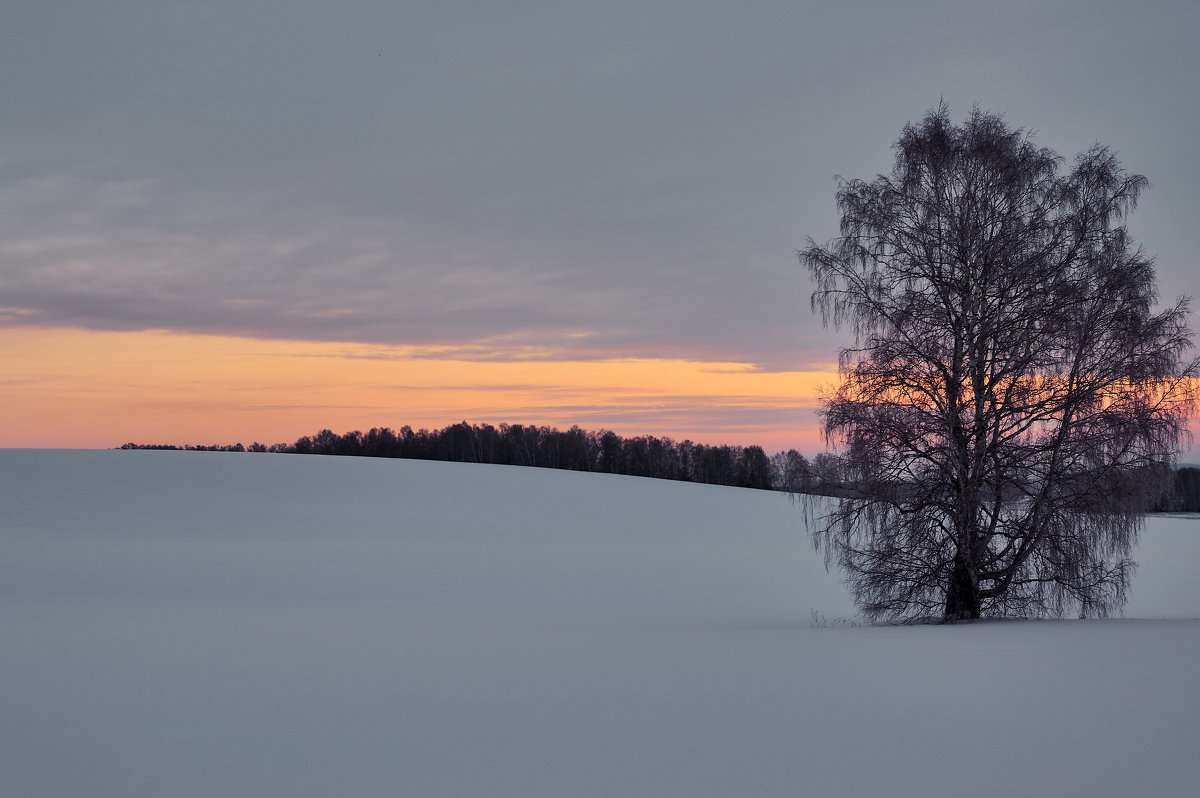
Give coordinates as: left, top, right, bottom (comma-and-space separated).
802, 104, 1197, 622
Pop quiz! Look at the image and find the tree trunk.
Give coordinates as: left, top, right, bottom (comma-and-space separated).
944, 555, 981, 621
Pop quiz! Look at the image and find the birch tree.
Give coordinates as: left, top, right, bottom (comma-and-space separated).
802, 103, 1197, 622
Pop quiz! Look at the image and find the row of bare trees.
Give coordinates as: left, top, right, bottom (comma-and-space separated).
119, 425, 1197, 510
122, 423, 836, 494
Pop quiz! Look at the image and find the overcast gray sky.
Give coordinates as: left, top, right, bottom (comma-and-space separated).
2, 0, 1197, 370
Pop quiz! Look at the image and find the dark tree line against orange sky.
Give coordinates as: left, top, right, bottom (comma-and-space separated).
119, 421, 1199, 510
122, 422, 829, 494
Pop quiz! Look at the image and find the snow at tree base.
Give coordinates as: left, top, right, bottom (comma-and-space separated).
2, 450, 1198, 797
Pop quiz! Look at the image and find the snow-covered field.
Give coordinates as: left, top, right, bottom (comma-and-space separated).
2, 449, 1198, 797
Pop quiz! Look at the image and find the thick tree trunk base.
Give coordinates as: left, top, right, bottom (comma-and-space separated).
944, 558, 982, 622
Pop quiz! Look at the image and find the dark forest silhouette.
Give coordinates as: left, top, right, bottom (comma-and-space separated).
120, 423, 820, 492
118, 422, 1197, 509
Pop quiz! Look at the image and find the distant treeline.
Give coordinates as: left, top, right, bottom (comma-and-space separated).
1153, 466, 1200, 513
120, 422, 840, 494
117, 424, 1200, 510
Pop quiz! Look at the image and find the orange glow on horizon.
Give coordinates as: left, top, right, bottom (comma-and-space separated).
0, 327, 835, 453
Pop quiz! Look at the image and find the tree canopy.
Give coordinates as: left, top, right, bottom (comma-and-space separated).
802, 103, 1197, 622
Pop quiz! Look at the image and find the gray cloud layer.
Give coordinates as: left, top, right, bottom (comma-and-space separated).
2, 1, 1196, 368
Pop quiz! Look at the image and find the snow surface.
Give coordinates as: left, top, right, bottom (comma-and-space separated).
2, 449, 1198, 797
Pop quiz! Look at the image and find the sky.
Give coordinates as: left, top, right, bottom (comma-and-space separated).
2, 0, 1197, 453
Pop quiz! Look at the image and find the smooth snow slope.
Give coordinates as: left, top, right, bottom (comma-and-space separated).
2, 449, 1198, 798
